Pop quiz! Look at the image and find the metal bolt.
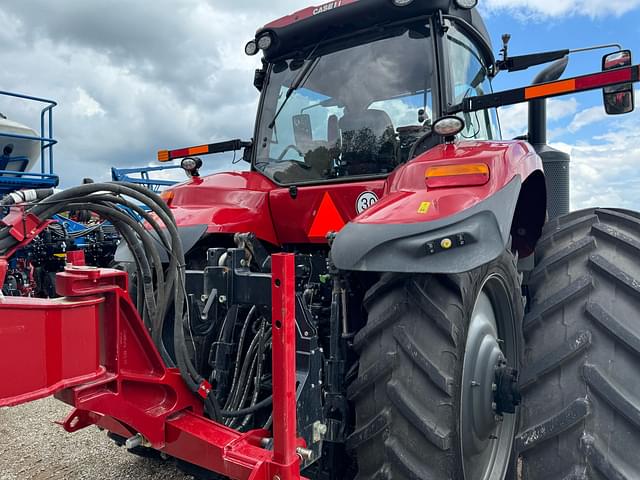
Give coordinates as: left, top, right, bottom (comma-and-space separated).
492, 383, 497, 392
304, 331, 309, 337
313, 421, 328, 442
296, 447, 314, 462
219, 295, 227, 303
495, 414, 504, 423
471, 381, 480, 387
240, 259, 247, 267
492, 402, 497, 411
125, 433, 143, 450
200, 294, 208, 302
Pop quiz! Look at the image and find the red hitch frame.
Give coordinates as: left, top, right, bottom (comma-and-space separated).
0, 248, 306, 480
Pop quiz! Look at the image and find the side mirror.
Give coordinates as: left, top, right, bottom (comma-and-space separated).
254, 68, 266, 92
242, 142, 253, 164
602, 50, 635, 115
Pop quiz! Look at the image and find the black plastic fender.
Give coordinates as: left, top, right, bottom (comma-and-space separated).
114, 224, 207, 263
331, 176, 522, 274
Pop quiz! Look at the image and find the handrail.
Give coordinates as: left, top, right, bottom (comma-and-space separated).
0, 89, 58, 180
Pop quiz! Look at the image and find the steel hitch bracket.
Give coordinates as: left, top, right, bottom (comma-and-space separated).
0, 254, 306, 480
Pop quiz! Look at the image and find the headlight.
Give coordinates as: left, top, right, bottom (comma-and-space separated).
455, 0, 479, 9
257, 34, 273, 51
245, 40, 258, 56
181, 157, 203, 176
433, 116, 465, 137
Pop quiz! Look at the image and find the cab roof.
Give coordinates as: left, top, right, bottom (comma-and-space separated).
256, 0, 492, 62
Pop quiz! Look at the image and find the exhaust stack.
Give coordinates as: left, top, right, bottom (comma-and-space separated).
528, 56, 571, 219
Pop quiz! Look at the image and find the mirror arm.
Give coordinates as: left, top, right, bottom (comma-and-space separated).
497, 49, 569, 73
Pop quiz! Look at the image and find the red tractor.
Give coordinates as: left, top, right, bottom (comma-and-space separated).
1, 1, 639, 479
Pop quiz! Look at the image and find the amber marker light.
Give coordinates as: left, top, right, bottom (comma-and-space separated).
425, 163, 490, 188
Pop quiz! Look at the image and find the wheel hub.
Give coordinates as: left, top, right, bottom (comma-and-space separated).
461, 282, 519, 480
493, 358, 521, 415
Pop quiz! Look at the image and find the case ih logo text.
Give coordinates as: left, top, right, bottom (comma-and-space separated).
313, 1, 343, 15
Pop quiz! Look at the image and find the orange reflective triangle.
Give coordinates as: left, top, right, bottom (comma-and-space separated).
308, 192, 346, 239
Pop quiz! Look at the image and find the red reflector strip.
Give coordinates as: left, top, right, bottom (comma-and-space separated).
157, 145, 212, 162
575, 68, 632, 90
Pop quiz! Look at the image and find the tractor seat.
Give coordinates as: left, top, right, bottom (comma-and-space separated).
339, 109, 398, 175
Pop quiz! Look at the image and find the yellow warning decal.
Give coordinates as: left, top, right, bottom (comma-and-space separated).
418, 201, 431, 214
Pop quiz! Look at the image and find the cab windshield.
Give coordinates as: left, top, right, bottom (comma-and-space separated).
254, 23, 435, 185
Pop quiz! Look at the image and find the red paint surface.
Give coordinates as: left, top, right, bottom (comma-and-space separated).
0, 259, 306, 479
165, 140, 540, 245
167, 171, 280, 245
353, 140, 542, 225
271, 254, 300, 468
307, 192, 346, 240
269, 180, 386, 244
264, 0, 359, 29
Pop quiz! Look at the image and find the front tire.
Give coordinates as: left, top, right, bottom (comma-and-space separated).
349, 251, 524, 479
517, 208, 640, 479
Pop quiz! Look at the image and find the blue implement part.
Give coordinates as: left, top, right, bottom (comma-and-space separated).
111, 165, 182, 193
0, 90, 59, 195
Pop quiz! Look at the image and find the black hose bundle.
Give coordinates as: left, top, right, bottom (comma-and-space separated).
0, 182, 221, 418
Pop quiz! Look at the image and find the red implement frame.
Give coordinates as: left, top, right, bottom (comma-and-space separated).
0, 250, 305, 480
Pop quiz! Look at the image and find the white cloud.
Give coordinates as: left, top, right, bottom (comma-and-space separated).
548, 111, 640, 210
498, 97, 578, 139
482, 0, 640, 18
567, 105, 607, 132
71, 88, 105, 118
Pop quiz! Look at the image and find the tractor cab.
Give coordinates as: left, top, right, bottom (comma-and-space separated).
249, 0, 498, 185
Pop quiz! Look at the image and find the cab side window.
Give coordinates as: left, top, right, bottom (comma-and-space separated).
446, 23, 501, 140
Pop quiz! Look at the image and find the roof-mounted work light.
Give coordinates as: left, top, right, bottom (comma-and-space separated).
455, 0, 478, 9
245, 40, 259, 56
257, 34, 273, 51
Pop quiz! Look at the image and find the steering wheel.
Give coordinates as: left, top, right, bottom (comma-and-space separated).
277, 144, 305, 161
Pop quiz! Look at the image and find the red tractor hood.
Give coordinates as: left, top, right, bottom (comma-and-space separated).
164, 140, 542, 250
167, 171, 280, 245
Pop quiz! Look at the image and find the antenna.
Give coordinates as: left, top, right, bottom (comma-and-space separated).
501, 34, 512, 63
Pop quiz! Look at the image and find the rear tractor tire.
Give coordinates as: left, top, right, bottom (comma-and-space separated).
517, 208, 640, 479
349, 250, 524, 479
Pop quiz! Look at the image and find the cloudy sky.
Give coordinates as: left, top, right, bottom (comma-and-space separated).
0, 0, 638, 210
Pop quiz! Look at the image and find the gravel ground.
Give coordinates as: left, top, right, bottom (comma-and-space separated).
0, 398, 193, 480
